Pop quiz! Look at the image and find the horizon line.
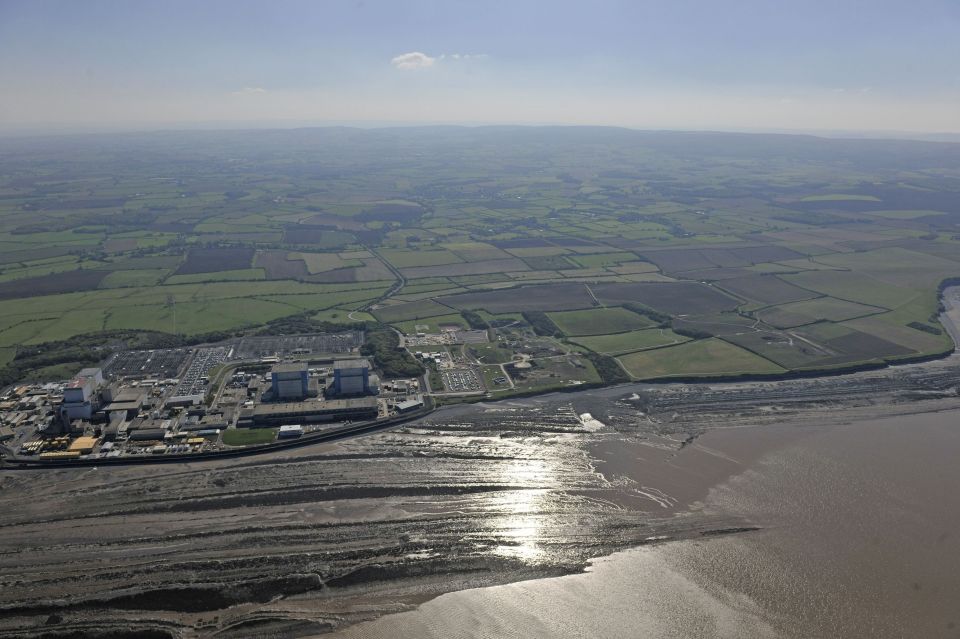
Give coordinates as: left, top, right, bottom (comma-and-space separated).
1, 120, 959, 144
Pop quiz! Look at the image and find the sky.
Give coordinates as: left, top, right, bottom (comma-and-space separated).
1, 0, 959, 134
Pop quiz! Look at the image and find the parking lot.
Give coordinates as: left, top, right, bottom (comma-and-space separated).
172, 347, 230, 396
234, 332, 362, 359
440, 368, 483, 393
103, 349, 191, 380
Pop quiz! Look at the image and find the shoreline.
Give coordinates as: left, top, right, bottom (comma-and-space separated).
6, 285, 959, 469
324, 401, 960, 639
3, 347, 960, 637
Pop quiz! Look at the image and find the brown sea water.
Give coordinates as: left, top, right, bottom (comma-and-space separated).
334, 409, 960, 638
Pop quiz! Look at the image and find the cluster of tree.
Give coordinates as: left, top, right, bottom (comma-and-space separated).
425, 359, 444, 390
460, 310, 489, 330
0, 350, 101, 388
360, 328, 425, 378
1, 329, 191, 388
583, 352, 630, 384
255, 313, 365, 337
671, 326, 714, 340
622, 303, 671, 326
907, 321, 942, 336
522, 311, 564, 337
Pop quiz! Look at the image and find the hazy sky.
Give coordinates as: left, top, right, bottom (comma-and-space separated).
1, 0, 959, 133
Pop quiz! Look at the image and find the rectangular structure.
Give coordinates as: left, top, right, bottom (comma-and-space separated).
396, 397, 425, 413
271, 362, 309, 400
241, 397, 378, 427
278, 424, 304, 439
332, 359, 371, 396
68, 436, 99, 453
76, 368, 104, 387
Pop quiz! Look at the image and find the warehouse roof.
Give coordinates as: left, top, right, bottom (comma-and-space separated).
334, 358, 369, 370
128, 428, 167, 441
113, 388, 146, 403
252, 397, 377, 416
68, 436, 99, 452
272, 362, 307, 374
396, 398, 424, 411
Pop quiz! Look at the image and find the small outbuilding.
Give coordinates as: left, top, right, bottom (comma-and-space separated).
278, 424, 303, 439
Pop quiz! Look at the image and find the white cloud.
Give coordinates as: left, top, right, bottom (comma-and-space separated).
390, 52, 490, 70
391, 52, 436, 70
231, 87, 267, 96
439, 53, 489, 61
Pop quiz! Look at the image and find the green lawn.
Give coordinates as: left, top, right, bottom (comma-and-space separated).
0, 347, 15, 367
800, 194, 881, 202
164, 268, 267, 284
222, 428, 277, 446
570, 328, 690, 355
469, 342, 515, 364
547, 306, 655, 336
570, 252, 638, 268
380, 248, 464, 268
617, 338, 786, 379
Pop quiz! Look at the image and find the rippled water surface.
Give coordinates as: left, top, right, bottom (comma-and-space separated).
336, 409, 960, 638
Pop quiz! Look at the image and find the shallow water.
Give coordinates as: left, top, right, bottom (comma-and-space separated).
335, 409, 960, 638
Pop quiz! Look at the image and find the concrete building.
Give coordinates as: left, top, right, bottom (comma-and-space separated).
58, 368, 105, 423
100, 388, 146, 420
278, 424, 303, 439
128, 428, 167, 442
164, 394, 204, 409
271, 362, 309, 400
60, 379, 96, 421
395, 396, 425, 413
238, 397, 378, 427
332, 359, 371, 396
68, 436, 99, 454
76, 367, 104, 387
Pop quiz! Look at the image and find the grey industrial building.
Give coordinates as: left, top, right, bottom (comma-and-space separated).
59, 368, 105, 422
238, 397, 378, 427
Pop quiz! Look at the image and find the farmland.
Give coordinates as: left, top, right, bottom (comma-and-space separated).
1, 126, 960, 385
570, 329, 690, 355
617, 338, 787, 379
548, 307, 656, 336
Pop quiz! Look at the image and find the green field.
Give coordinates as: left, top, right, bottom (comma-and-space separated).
469, 342, 516, 364
222, 428, 278, 446
617, 338, 786, 379
800, 194, 882, 202
507, 355, 602, 393
1, 127, 960, 386
570, 328, 690, 355
547, 306, 655, 336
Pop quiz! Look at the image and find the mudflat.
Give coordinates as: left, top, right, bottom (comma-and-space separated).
336, 408, 960, 638
4, 339, 960, 637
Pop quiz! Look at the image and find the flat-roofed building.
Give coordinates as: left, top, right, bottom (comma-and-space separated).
100, 388, 147, 419
164, 394, 204, 408
240, 397, 378, 427
128, 428, 166, 442
395, 396, 425, 413
68, 436, 99, 454
77, 367, 104, 387
278, 424, 303, 439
